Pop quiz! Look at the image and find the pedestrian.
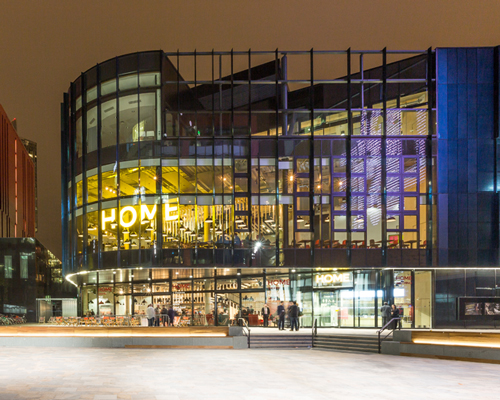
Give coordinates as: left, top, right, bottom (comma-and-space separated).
390, 304, 400, 330
160, 305, 168, 326
261, 303, 270, 327
288, 301, 299, 331
167, 305, 176, 326
277, 301, 285, 331
146, 304, 155, 327
380, 302, 391, 328
154, 305, 161, 327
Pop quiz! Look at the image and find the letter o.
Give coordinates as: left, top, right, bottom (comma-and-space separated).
120, 206, 137, 228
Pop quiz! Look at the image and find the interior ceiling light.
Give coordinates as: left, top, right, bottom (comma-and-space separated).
387, 216, 396, 222
140, 218, 149, 225
205, 216, 213, 223
297, 216, 305, 223
130, 231, 138, 237
145, 225, 154, 231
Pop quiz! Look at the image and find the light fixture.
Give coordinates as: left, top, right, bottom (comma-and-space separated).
387, 216, 397, 222
145, 225, 154, 231
355, 216, 365, 223
205, 216, 213, 223
264, 215, 274, 223
130, 231, 138, 237
297, 216, 305, 223
123, 239, 131, 245
215, 229, 223, 234
99, 300, 104, 305
185, 228, 192, 234
179, 225, 186, 232
324, 216, 330, 223
304, 221, 310, 228
110, 222, 117, 229
105, 299, 111, 304
122, 227, 129, 234
140, 218, 149, 225
78, 231, 83, 238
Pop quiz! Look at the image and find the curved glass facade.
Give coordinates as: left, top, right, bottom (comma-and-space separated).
62, 50, 437, 326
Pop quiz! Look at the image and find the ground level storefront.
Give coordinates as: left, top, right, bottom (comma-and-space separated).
69, 267, 437, 329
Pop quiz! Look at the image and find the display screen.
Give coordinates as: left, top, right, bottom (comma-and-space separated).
485, 303, 500, 316
464, 302, 482, 316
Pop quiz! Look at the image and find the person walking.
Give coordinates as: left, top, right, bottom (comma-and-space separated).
160, 305, 168, 326
380, 302, 391, 328
390, 304, 400, 330
146, 304, 155, 327
261, 304, 270, 327
288, 301, 299, 331
277, 301, 285, 331
167, 305, 176, 327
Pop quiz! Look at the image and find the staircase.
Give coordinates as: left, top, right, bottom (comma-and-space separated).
313, 334, 379, 353
250, 334, 313, 349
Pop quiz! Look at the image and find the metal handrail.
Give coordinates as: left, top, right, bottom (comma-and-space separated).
312, 318, 318, 338
377, 317, 401, 353
238, 318, 251, 348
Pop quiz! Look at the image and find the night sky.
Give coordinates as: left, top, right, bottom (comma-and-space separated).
1, 0, 500, 258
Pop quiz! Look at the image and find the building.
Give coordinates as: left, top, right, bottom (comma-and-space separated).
0, 105, 36, 238
61, 48, 500, 329
20, 138, 38, 233
0, 237, 76, 322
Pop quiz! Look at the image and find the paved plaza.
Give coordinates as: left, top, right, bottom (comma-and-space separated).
0, 347, 498, 400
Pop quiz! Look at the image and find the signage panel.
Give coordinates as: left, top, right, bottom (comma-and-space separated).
313, 272, 353, 289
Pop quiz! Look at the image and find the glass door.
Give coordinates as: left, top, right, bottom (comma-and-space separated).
313, 291, 340, 328
339, 290, 354, 327
414, 271, 432, 328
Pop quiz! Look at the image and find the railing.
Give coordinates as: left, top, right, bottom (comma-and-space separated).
377, 317, 401, 353
238, 318, 251, 348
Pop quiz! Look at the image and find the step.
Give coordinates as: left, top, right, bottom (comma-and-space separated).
251, 341, 312, 345
314, 339, 378, 346
313, 345, 379, 353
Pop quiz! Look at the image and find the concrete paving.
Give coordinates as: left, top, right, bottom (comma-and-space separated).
0, 347, 498, 399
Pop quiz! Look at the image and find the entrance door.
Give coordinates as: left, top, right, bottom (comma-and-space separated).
313, 291, 340, 328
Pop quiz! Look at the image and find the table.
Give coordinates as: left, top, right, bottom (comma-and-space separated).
404, 240, 418, 249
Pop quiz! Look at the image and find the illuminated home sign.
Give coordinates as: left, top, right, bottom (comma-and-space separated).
102, 204, 178, 229
314, 272, 353, 288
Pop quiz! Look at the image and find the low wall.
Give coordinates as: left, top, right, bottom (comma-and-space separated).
0, 325, 248, 349
382, 331, 500, 363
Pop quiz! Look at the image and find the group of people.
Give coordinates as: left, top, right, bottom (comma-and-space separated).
261, 301, 301, 331
380, 302, 402, 330
145, 304, 177, 327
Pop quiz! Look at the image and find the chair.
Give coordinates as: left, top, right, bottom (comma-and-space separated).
369, 239, 379, 248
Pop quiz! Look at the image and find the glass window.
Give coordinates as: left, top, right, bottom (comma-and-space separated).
4, 255, 13, 279
102, 170, 118, 200
86, 106, 98, 154
119, 94, 139, 145
101, 98, 117, 149
86, 173, 98, 204
20, 254, 28, 279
